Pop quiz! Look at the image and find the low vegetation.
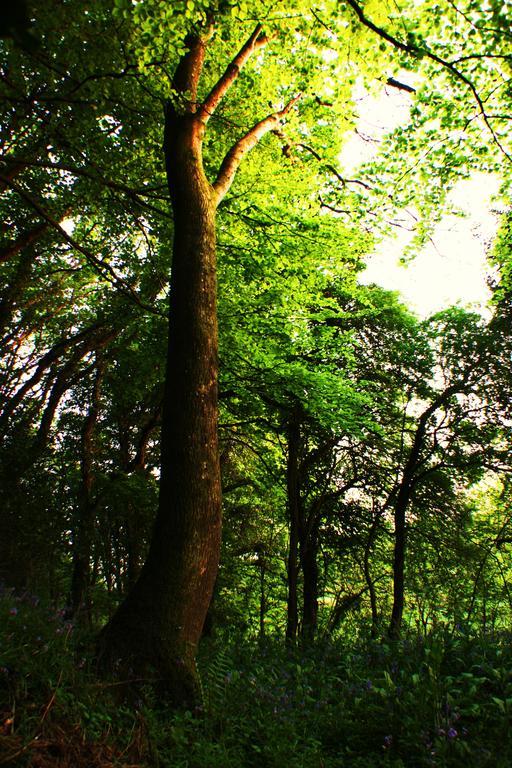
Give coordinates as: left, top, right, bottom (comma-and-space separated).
2, 590, 512, 767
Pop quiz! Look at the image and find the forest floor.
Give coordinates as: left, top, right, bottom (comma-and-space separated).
1, 592, 511, 767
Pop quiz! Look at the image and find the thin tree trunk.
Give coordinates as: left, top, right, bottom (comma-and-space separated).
259, 558, 266, 640
363, 511, 380, 639
286, 413, 301, 642
301, 532, 319, 640
70, 360, 104, 622
117, 419, 146, 588
387, 386, 461, 639
389, 487, 409, 639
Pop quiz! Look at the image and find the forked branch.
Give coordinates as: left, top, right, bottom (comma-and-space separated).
213, 94, 302, 202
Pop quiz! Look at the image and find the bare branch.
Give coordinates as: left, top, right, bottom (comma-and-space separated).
345, 0, 410, 53
444, 0, 512, 41
213, 94, 301, 202
297, 142, 372, 189
198, 24, 270, 124
452, 53, 512, 64
318, 197, 351, 215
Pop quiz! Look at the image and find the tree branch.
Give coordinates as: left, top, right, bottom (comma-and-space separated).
129, 404, 162, 472
171, 26, 214, 108
213, 94, 301, 202
386, 76, 416, 93
198, 24, 269, 124
0, 323, 114, 435
0, 220, 49, 264
297, 142, 372, 189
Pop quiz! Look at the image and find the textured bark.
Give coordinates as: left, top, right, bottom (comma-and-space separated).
98, 116, 219, 701
97, 30, 220, 704
97, 24, 300, 705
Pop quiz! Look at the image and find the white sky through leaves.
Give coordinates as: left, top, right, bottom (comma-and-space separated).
340, 82, 500, 318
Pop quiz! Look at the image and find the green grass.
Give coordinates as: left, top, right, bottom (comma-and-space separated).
1, 590, 511, 767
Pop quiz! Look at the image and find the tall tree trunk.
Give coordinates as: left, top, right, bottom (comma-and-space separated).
97, 23, 300, 705
98, 115, 220, 704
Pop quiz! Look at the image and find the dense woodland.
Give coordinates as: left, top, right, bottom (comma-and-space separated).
1, 0, 512, 765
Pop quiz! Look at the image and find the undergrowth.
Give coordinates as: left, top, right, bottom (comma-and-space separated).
1, 590, 511, 767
